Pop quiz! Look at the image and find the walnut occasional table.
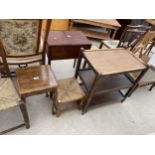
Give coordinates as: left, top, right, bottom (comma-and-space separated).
47, 31, 91, 64
16, 65, 58, 121
75, 48, 147, 114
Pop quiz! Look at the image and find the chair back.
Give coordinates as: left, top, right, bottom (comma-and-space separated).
0, 19, 51, 57
130, 31, 155, 59
118, 25, 151, 48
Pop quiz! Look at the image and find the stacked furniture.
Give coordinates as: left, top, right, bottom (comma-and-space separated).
1, 19, 155, 134
69, 19, 121, 40
99, 25, 151, 49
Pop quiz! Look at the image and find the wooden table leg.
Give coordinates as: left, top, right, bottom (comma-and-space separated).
99, 41, 104, 49
82, 74, 100, 114
19, 101, 30, 129
108, 29, 112, 36
122, 68, 148, 102
112, 29, 118, 39
75, 48, 84, 78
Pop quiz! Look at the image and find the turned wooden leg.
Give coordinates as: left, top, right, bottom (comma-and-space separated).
19, 102, 30, 129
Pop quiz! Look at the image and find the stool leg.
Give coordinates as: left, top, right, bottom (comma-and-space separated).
56, 107, 61, 117
55, 102, 61, 117
52, 88, 61, 117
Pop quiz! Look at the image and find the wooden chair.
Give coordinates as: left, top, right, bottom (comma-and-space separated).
52, 77, 85, 117
0, 19, 51, 68
0, 39, 30, 134
99, 25, 151, 49
130, 31, 155, 57
127, 31, 155, 94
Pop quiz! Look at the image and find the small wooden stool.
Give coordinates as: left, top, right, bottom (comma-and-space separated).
52, 77, 85, 117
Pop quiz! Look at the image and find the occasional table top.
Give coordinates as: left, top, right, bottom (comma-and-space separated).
72, 19, 121, 28
16, 65, 57, 96
84, 48, 146, 75
47, 31, 91, 46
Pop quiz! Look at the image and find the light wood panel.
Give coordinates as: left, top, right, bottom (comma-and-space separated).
42, 19, 69, 30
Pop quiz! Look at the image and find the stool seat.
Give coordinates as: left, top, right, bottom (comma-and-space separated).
57, 77, 85, 103
129, 68, 155, 86
53, 77, 85, 117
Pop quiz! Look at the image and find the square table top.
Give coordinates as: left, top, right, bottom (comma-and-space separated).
84, 48, 146, 76
47, 31, 91, 46
16, 65, 57, 97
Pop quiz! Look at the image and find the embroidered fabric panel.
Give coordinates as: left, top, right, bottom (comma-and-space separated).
0, 20, 39, 56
